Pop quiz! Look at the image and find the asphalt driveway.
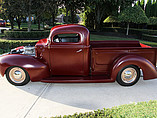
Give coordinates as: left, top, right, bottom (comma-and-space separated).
0, 76, 157, 118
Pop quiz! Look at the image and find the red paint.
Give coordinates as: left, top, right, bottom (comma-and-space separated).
0, 24, 157, 84
15, 46, 24, 50
140, 43, 151, 48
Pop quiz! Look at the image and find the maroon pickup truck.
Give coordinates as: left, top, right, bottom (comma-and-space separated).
0, 24, 157, 86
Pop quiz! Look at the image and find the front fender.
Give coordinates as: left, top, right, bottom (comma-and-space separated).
111, 55, 157, 81
0, 54, 50, 81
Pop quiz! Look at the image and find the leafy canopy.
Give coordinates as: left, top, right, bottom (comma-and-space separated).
118, 6, 148, 24
104, 16, 119, 23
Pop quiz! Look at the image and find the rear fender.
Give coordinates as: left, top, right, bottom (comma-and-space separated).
0, 54, 50, 81
111, 55, 157, 81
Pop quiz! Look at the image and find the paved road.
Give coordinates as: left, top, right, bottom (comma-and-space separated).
0, 76, 157, 118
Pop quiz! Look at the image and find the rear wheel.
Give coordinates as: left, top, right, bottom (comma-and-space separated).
6, 66, 30, 86
116, 65, 140, 86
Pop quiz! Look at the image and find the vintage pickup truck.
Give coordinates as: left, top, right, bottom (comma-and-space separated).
0, 24, 157, 86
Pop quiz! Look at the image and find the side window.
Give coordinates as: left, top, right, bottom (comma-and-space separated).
53, 33, 80, 43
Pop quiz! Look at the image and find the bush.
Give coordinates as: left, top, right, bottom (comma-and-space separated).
4, 30, 50, 39
142, 34, 157, 42
0, 39, 38, 54
51, 100, 157, 118
102, 27, 157, 38
149, 17, 157, 25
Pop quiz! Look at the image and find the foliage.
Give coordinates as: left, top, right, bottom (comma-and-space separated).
103, 16, 119, 23
84, 0, 135, 31
0, 39, 37, 54
145, 0, 153, 18
4, 31, 50, 39
63, 15, 79, 24
61, 0, 85, 24
119, 6, 148, 24
50, 100, 157, 118
149, 17, 157, 25
142, 34, 157, 42
118, 6, 148, 35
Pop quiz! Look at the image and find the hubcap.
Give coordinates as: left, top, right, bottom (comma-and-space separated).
9, 67, 26, 83
121, 67, 137, 83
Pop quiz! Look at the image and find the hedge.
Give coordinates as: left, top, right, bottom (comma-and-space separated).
142, 34, 157, 42
102, 27, 157, 38
0, 39, 38, 54
4, 30, 50, 39
50, 100, 157, 118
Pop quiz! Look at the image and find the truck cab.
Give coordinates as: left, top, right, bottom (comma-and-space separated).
36, 24, 90, 76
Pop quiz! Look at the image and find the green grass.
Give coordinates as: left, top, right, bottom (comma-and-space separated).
51, 100, 157, 118
13, 23, 40, 30
90, 34, 157, 47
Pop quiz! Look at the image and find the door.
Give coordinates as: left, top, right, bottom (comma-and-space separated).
50, 33, 84, 76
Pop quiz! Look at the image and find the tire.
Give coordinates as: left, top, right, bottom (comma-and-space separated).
6, 66, 30, 86
116, 65, 140, 86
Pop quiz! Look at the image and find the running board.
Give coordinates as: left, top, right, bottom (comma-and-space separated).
41, 76, 114, 83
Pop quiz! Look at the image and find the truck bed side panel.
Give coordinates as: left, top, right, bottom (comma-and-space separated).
91, 48, 156, 76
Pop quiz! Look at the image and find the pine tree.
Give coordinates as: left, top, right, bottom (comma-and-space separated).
140, 0, 145, 10
145, 0, 152, 18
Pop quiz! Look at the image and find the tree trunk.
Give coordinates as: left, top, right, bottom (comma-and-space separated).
9, 16, 14, 30
17, 22, 21, 29
16, 17, 21, 29
52, 13, 55, 26
95, 6, 102, 31
71, 9, 74, 23
65, 7, 69, 23
126, 23, 129, 35
28, 0, 32, 32
11, 22, 14, 30
38, 18, 40, 30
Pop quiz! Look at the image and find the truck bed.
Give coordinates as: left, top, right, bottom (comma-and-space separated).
90, 40, 157, 76
90, 40, 141, 48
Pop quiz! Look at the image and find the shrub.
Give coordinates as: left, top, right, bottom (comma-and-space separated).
142, 34, 157, 42
0, 40, 38, 54
51, 100, 157, 118
4, 30, 50, 39
102, 27, 157, 38
149, 17, 157, 25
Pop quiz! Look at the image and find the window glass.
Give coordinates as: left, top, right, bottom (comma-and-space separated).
53, 33, 80, 43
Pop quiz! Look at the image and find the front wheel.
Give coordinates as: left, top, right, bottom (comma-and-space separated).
116, 65, 140, 86
6, 66, 30, 86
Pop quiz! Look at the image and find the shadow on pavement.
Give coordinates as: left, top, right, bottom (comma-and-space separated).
14, 77, 157, 110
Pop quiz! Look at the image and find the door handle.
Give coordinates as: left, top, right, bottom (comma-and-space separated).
76, 49, 82, 53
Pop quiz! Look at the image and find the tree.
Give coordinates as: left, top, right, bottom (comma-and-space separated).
145, 0, 152, 18
85, 0, 136, 31
140, 0, 145, 10
149, 17, 157, 25
103, 16, 119, 27
61, 0, 85, 24
151, 0, 157, 17
118, 6, 148, 35
1, 0, 21, 29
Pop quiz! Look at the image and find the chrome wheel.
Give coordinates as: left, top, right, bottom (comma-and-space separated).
121, 68, 137, 83
6, 66, 30, 86
9, 67, 26, 83
116, 65, 140, 86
